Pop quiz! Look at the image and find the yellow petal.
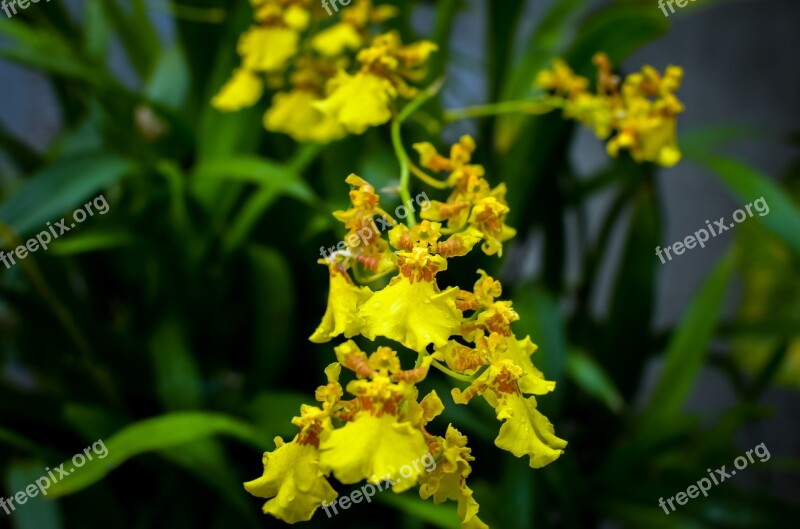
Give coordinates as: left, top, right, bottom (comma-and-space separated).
244, 437, 337, 523
310, 270, 372, 343
500, 336, 556, 395
239, 26, 298, 72
360, 276, 462, 352
264, 90, 346, 143
319, 414, 429, 492
282, 5, 310, 31
315, 72, 397, 134
312, 23, 363, 57
419, 426, 489, 529
211, 69, 263, 111
494, 394, 567, 468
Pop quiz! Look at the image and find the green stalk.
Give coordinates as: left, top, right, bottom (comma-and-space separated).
391, 78, 447, 228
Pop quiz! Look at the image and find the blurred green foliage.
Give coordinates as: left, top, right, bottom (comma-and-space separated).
0, 1, 798, 528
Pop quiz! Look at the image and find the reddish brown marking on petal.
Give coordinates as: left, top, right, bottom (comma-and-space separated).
481, 312, 514, 337
392, 363, 430, 383
437, 238, 465, 258
493, 368, 520, 395
439, 201, 470, 219
396, 233, 414, 251
456, 298, 481, 311
298, 422, 323, 447
342, 354, 375, 379
356, 254, 381, 272
449, 345, 487, 373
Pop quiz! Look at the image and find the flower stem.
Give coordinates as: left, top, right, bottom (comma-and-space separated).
392, 77, 447, 228
431, 359, 481, 382
443, 98, 557, 123
391, 118, 415, 228
410, 161, 449, 189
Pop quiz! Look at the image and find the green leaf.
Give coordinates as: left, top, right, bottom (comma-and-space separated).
641, 251, 734, 427
192, 156, 316, 204
0, 19, 103, 84
149, 316, 203, 410
192, 156, 316, 252
6, 461, 64, 529
566, 349, 625, 413
497, 0, 592, 144
248, 246, 294, 385
696, 156, 800, 257
146, 45, 191, 110
378, 493, 460, 529
0, 427, 43, 455
62, 404, 128, 442
49, 228, 135, 256
248, 392, 311, 441
0, 154, 133, 239
566, 4, 670, 74
46, 412, 265, 498
101, 0, 161, 78
486, 0, 526, 100
679, 124, 764, 160
511, 285, 568, 413
195, 0, 261, 165
601, 183, 659, 399
160, 438, 257, 523
83, 0, 112, 62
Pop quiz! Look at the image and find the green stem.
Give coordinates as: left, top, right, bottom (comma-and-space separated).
391, 118, 415, 228
391, 77, 446, 228
431, 359, 482, 382
415, 350, 428, 368
443, 97, 558, 123
410, 161, 449, 189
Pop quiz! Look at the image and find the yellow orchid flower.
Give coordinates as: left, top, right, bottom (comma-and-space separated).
420, 425, 489, 529
216, 0, 432, 140
319, 342, 433, 492
264, 89, 346, 143
315, 31, 437, 133
453, 361, 566, 468
309, 266, 372, 343
537, 53, 684, 166
360, 272, 462, 352
320, 413, 430, 492
415, 136, 516, 256
244, 436, 338, 523
249, 134, 566, 527
312, 23, 363, 57
315, 71, 398, 133
239, 26, 299, 73
211, 68, 263, 111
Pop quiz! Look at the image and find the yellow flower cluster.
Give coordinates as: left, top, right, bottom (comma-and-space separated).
535, 53, 684, 167
212, 0, 437, 142
245, 136, 566, 527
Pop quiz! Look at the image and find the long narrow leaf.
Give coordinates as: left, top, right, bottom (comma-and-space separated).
641, 251, 734, 427
47, 412, 265, 497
